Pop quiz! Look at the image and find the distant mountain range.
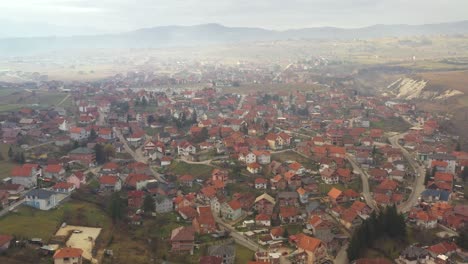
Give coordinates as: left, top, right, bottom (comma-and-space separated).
2, 21, 468, 55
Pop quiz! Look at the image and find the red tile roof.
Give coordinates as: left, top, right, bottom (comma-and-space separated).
296, 233, 322, 253
53, 248, 83, 259
328, 187, 343, 200
0, 234, 13, 247
228, 199, 242, 210
99, 175, 118, 185
45, 164, 63, 173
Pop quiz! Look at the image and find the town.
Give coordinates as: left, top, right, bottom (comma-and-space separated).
0, 67, 467, 264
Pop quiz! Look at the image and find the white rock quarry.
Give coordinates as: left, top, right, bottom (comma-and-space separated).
388, 77, 464, 101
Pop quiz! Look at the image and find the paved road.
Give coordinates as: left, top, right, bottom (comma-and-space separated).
0, 198, 25, 218
346, 154, 378, 211
114, 129, 167, 183
388, 133, 426, 213
334, 243, 349, 264
214, 216, 264, 252
236, 94, 246, 111
25, 140, 55, 150
57, 93, 71, 106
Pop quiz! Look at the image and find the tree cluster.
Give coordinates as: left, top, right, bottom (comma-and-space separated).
347, 205, 406, 261
94, 143, 115, 164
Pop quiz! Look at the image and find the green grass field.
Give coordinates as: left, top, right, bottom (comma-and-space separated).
235, 244, 255, 264
0, 143, 16, 179
168, 161, 213, 180
0, 200, 111, 241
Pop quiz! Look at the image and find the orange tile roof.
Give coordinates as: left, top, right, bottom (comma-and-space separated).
53, 248, 83, 259
228, 199, 242, 210
296, 233, 322, 253
327, 187, 343, 200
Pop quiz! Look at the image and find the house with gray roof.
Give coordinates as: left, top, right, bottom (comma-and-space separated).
207, 242, 236, 264
24, 189, 59, 210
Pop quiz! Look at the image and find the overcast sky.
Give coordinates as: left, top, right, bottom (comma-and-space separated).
1, 0, 468, 37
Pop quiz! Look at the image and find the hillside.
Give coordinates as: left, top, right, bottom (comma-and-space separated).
2, 21, 468, 55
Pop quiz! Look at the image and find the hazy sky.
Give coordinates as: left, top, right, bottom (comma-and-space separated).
1, 0, 468, 37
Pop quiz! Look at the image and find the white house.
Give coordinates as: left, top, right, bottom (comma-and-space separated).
221, 200, 242, 221
58, 119, 69, 132
245, 152, 257, 164
24, 189, 59, 210
10, 164, 41, 189
255, 151, 271, 165
177, 141, 197, 156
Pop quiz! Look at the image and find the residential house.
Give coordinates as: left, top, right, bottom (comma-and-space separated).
0, 191, 9, 208
398, 246, 431, 264
327, 188, 343, 204
154, 195, 174, 213
421, 189, 450, 203
207, 243, 236, 264
24, 189, 59, 210
199, 256, 223, 264
427, 154, 456, 174
69, 126, 89, 141
52, 182, 76, 193
179, 174, 194, 187
320, 168, 338, 184
193, 206, 217, 234
128, 190, 145, 209
170, 226, 195, 254
178, 141, 197, 156
10, 164, 41, 188
247, 163, 261, 174
221, 200, 243, 221
99, 175, 122, 192
277, 192, 299, 207
415, 211, 438, 229
254, 150, 271, 165
427, 242, 458, 258
279, 206, 300, 223
43, 164, 65, 179
67, 171, 86, 189
254, 178, 268, 189
294, 233, 327, 264
308, 215, 334, 243
69, 147, 96, 167
255, 214, 271, 227
125, 174, 151, 190
270, 226, 285, 240
297, 187, 308, 204
53, 247, 83, 264
254, 193, 275, 215
0, 234, 13, 252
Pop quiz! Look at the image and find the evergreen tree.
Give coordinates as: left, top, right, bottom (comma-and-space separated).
89, 128, 97, 141
456, 142, 462, 151
94, 144, 106, 164
424, 169, 432, 185
110, 192, 124, 222
457, 226, 468, 250
8, 146, 13, 159
143, 194, 155, 213
461, 166, 468, 182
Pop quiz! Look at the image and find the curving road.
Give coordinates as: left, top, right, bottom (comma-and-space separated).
388, 133, 426, 213
114, 129, 167, 183
346, 154, 378, 211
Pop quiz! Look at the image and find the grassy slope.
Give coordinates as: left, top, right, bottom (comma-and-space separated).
0, 200, 111, 241
0, 143, 15, 179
